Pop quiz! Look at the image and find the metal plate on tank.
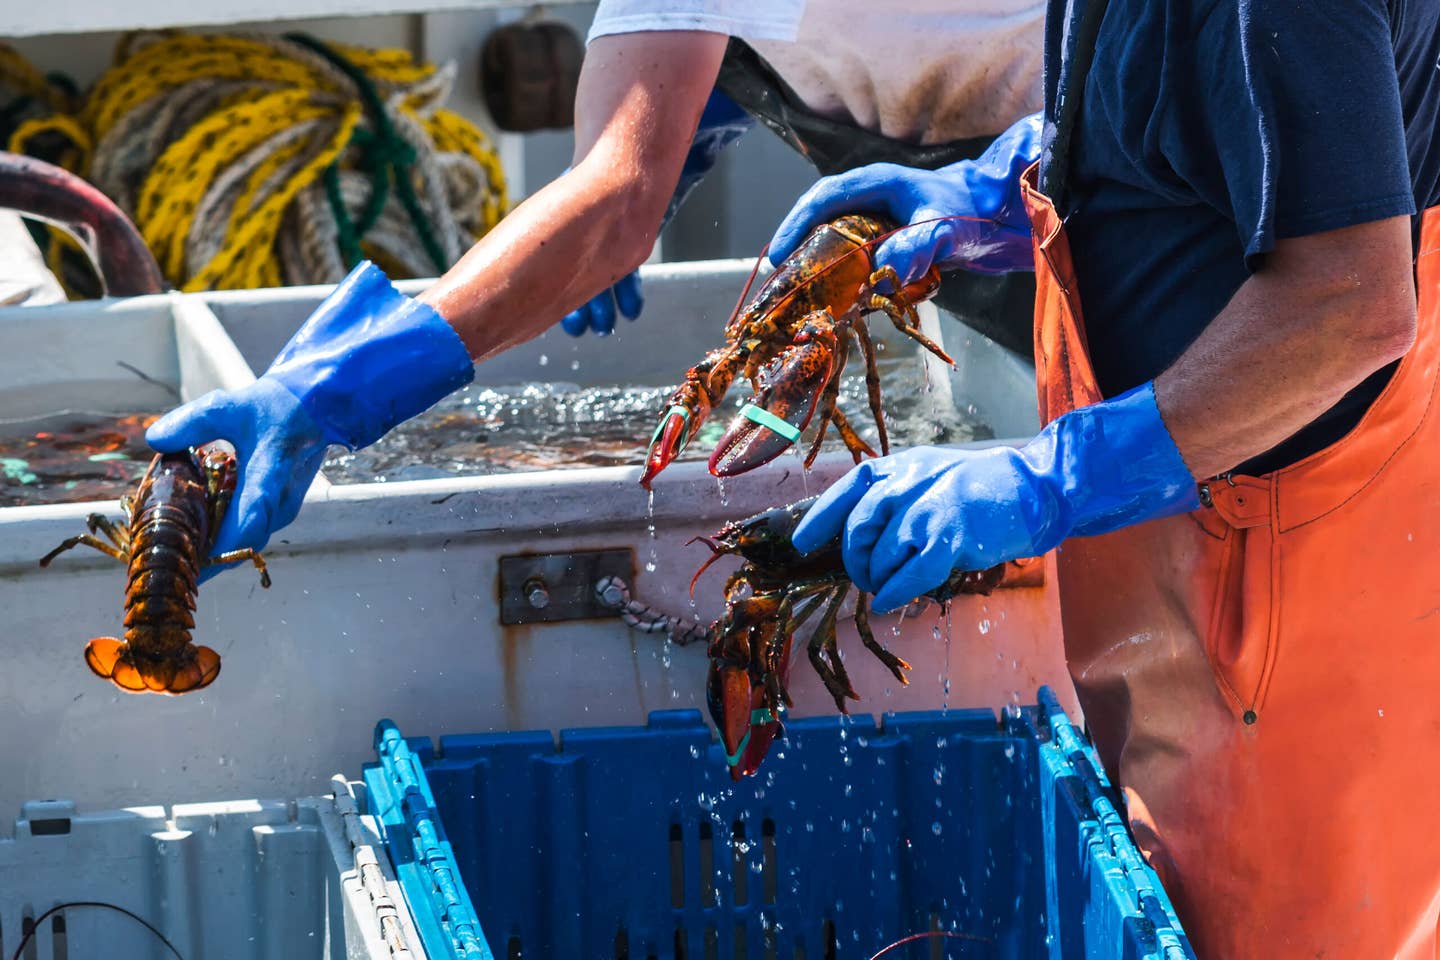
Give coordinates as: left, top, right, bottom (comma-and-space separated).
498, 548, 636, 625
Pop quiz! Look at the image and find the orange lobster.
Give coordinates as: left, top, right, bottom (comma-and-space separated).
39, 444, 269, 694
639, 214, 954, 488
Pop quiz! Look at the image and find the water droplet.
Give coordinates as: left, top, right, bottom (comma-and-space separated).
978, 618, 992, 635
1004, 743, 1015, 759
538, 354, 549, 366
931, 822, 942, 836
645, 561, 657, 572
570, 360, 580, 371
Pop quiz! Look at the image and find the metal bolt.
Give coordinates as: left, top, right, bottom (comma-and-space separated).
597, 577, 628, 608
523, 577, 550, 610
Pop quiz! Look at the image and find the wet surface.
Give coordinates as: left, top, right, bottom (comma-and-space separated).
323, 354, 992, 484
0, 412, 158, 506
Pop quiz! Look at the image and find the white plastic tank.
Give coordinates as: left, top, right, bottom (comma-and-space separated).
0, 261, 1071, 817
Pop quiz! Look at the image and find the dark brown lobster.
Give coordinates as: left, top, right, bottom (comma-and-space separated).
39, 444, 268, 694
691, 495, 1006, 779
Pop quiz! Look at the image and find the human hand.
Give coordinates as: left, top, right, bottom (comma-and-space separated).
560, 271, 643, 336
149, 262, 474, 580
792, 383, 1201, 613
147, 380, 327, 582
768, 112, 1043, 285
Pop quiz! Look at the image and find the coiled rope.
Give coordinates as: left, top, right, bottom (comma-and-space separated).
4, 32, 507, 293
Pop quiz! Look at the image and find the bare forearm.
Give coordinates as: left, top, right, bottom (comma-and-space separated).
418, 164, 657, 362
1155, 216, 1417, 479
418, 32, 727, 363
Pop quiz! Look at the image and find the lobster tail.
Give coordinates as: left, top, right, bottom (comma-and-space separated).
84, 636, 221, 694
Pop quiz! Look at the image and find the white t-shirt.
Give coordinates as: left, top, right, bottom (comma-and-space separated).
588, 0, 1044, 145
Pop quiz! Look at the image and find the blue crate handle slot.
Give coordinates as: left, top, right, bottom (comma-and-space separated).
367, 719, 495, 960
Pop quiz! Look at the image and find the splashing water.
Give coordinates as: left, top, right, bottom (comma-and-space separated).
942, 605, 954, 711
321, 355, 989, 484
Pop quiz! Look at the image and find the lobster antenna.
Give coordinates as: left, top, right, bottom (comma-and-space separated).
687, 541, 725, 597
722, 242, 771, 329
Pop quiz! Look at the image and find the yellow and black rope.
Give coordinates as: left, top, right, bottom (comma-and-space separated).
2, 32, 508, 294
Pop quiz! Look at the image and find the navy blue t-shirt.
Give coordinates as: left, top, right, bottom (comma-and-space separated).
1044, 0, 1440, 475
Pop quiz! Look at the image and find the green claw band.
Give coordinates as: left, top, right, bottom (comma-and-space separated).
648, 405, 692, 449
725, 730, 752, 767
739, 403, 802, 443
725, 707, 783, 767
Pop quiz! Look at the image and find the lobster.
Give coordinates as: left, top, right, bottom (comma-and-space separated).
691, 495, 1006, 779
38, 444, 269, 694
640, 214, 954, 489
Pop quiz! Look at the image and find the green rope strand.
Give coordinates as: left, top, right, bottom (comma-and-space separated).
286, 32, 449, 274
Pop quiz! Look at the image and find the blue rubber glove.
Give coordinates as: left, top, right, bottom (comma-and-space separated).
147, 262, 474, 579
768, 112, 1043, 286
559, 88, 754, 336
791, 383, 1201, 613
560, 271, 643, 336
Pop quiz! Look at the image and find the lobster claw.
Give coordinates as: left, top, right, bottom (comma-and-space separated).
709, 314, 838, 478
706, 655, 788, 781
641, 358, 723, 489
640, 403, 697, 490
705, 593, 794, 780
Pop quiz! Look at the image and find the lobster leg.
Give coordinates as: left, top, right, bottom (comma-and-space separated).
207, 548, 272, 588
820, 586, 860, 708
828, 407, 878, 464
850, 320, 889, 456
768, 584, 829, 710
865, 266, 955, 366
39, 534, 127, 567
803, 410, 833, 467
87, 512, 131, 551
807, 586, 860, 712
854, 593, 911, 685
800, 327, 852, 468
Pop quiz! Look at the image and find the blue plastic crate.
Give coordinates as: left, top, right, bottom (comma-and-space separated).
364, 688, 1193, 960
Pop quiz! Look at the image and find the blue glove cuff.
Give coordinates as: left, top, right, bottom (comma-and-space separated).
268, 262, 475, 450
928, 112, 1042, 276
661, 88, 754, 229
947, 112, 1042, 229
1020, 381, 1201, 547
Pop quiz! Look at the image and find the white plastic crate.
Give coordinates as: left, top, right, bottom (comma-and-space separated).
0, 777, 423, 960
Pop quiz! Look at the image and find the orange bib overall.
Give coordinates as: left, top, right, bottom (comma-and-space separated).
1021, 159, 1440, 956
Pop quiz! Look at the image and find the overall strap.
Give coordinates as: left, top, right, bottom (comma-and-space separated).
1039, 0, 1112, 209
